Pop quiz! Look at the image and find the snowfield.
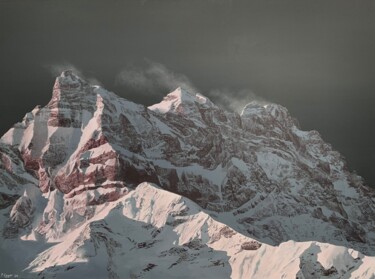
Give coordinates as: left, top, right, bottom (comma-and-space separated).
1, 183, 374, 279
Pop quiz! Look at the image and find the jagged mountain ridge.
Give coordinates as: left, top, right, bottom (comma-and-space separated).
0, 71, 374, 278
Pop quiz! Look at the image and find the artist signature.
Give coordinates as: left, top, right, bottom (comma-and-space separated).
0, 273, 19, 279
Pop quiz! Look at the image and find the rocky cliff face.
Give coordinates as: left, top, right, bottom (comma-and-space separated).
0, 71, 374, 278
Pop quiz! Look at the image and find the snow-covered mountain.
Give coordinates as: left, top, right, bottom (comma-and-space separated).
0, 70, 374, 278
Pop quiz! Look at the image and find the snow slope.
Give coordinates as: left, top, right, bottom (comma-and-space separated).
5, 183, 374, 279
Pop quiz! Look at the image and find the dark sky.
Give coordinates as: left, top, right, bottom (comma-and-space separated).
0, 0, 374, 186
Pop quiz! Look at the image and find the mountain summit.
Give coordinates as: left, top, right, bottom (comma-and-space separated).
0, 72, 374, 278
148, 86, 215, 114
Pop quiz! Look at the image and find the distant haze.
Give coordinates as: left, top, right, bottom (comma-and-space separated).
0, 0, 374, 186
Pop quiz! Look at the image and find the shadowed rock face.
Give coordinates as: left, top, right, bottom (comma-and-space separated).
0, 72, 374, 258
10, 195, 33, 227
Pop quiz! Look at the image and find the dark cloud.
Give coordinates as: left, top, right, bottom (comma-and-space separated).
0, 0, 374, 186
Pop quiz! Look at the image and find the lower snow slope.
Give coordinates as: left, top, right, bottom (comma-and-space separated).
1, 183, 374, 279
